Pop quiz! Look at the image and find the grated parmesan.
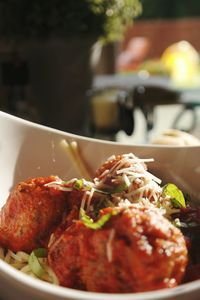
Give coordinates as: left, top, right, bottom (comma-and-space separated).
106, 229, 115, 262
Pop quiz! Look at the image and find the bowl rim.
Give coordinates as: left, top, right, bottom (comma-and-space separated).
1, 110, 200, 149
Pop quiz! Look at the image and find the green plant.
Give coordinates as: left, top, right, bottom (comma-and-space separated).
89, 0, 142, 42
0, 0, 142, 42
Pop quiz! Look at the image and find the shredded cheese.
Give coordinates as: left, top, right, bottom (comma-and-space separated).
106, 229, 115, 262
86, 187, 95, 212
122, 173, 131, 187
95, 153, 162, 209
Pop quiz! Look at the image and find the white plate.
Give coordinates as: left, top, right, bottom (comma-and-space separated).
0, 111, 199, 300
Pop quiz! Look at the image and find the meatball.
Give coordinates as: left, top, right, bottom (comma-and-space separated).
48, 205, 188, 293
94, 153, 162, 205
95, 153, 147, 184
48, 189, 84, 248
0, 176, 69, 252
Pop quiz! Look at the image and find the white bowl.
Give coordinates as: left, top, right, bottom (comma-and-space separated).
0, 111, 199, 300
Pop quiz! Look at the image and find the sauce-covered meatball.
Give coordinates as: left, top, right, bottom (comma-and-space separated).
0, 176, 69, 252
48, 205, 188, 293
94, 153, 162, 205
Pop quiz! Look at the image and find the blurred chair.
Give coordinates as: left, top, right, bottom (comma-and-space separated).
133, 84, 180, 132
88, 83, 200, 141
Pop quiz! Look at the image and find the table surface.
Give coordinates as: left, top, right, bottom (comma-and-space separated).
93, 74, 200, 104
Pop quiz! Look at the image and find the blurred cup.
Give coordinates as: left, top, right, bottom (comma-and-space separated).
90, 88, 119, 130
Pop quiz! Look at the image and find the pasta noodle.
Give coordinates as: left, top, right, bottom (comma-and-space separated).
0, 247, 59, 284
61, 139, 92, 180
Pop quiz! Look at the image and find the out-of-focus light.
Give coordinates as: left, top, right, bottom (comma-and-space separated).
161, 41, 200, 87
138, 69, 150, 79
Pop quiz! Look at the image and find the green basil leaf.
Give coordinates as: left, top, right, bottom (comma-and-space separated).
162, 183, 186, 208
80, 208, 118, 230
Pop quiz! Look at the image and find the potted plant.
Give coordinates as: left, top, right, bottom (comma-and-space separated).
0, 0, 142, 134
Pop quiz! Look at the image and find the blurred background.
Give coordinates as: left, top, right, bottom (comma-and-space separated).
0, 0, 200, 144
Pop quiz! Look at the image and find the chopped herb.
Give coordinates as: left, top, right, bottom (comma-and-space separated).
105, 182, 128, 195
93, 188, 110, 195
60, 178, 93, 191
73, 178, 94, 191
28, 248, 47, 278
74, 178, 84, 190
80, 208, 119, 230
162, 183, 186, 208
112, 182, 128, 194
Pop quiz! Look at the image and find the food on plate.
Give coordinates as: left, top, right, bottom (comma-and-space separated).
0, 152, 199, 293
94, 153, 162, 204
48, 205, 187, 293
0, 176, 68, 252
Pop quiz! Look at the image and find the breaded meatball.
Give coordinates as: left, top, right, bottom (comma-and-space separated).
48, 205, 188, 293
0, 176, 69, 252
94, 153, 162, 205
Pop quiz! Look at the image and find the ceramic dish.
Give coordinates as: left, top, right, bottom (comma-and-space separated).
0, 111, 199, 300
